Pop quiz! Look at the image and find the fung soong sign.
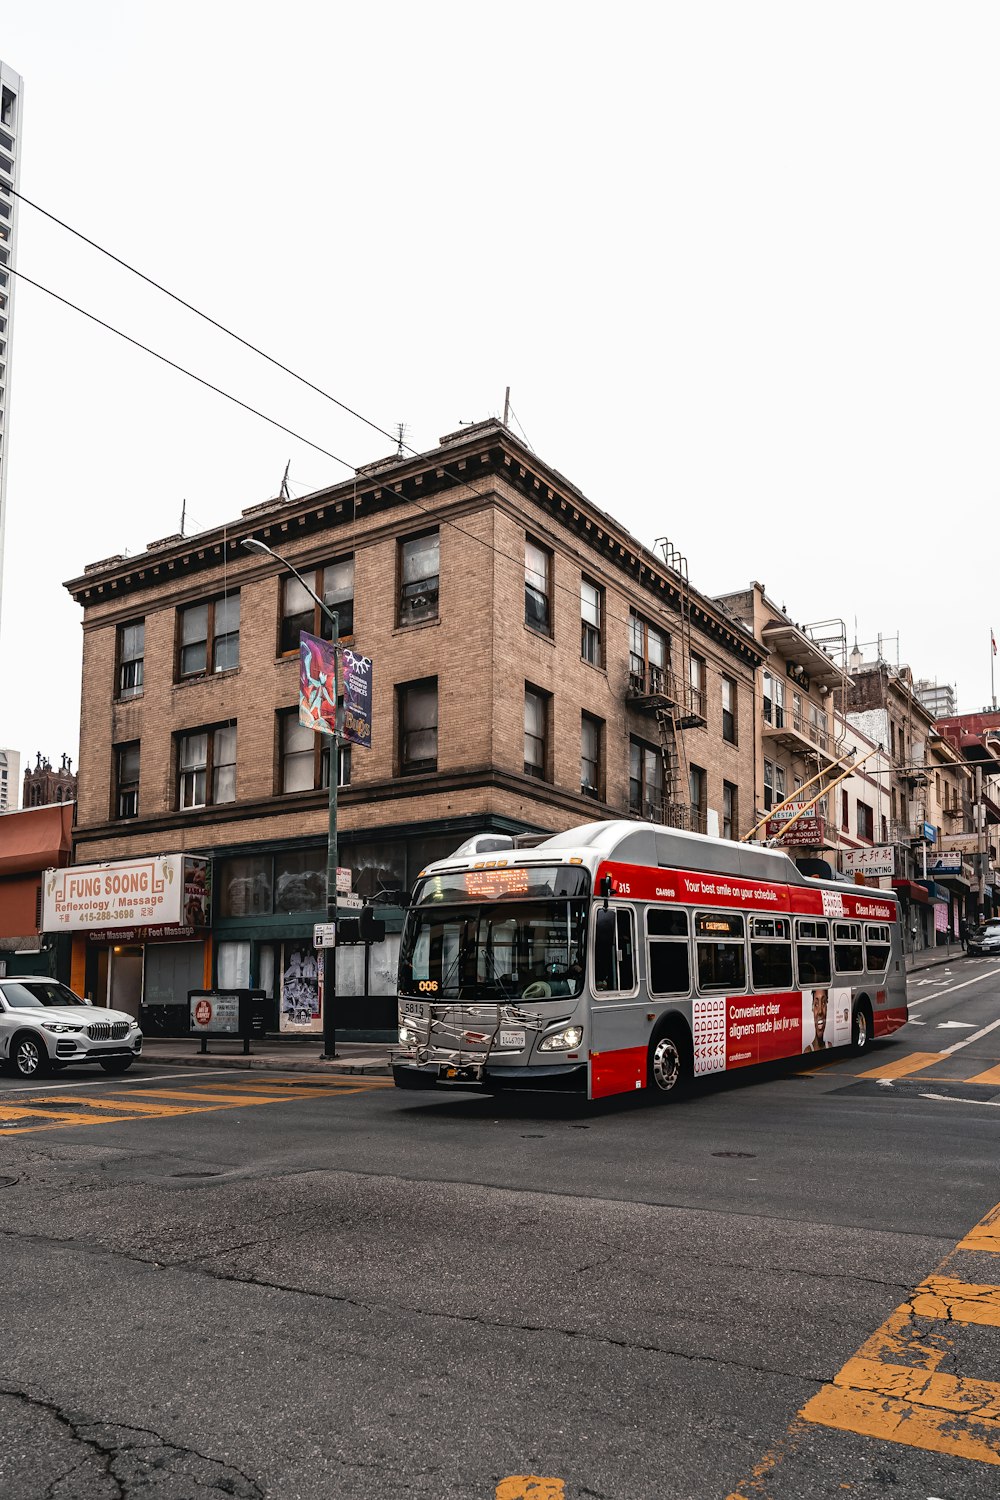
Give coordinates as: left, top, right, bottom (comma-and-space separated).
44, 855, 187, 931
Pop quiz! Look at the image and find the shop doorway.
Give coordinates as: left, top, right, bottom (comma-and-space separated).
109, 946, 143, 1019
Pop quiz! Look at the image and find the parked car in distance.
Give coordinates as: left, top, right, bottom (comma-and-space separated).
968, 922, 1000, 958
0, 978, 142, 1079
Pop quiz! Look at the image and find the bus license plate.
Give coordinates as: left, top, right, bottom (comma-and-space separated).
499, 1030, 525, 1049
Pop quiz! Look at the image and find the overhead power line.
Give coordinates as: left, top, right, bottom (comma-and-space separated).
8, 185, 403, 455
8, 268, 356, 470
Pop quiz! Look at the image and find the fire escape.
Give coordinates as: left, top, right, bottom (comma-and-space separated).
626, 538, 706, 831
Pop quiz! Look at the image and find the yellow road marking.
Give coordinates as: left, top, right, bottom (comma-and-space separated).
966, 1062, 1000, 1086
0, 1104, 105, 1122
114, 1088, 287, 1105
496, 1480, 565, 1500
910, 1275, 1000, 1327
40, 1095, 198, 1115
801, 1383, 1000, 1466
0, 1075, 389, 1134
725, 1196, 1000, 1493
959, 1202, 1000, 1254
857, 1051, 943, 1080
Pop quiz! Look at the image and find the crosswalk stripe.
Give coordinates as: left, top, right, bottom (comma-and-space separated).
800, 1381, 1000, 1466
910, 1276, 1000, 1328
115, 1088, 280, 1105
39, 1095, 196, 1115
958, 1208, 1000, 1254
966, 1062, 1000, 1086
856, 1051, 943, 1080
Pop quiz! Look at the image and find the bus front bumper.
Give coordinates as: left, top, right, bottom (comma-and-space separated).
392, 1057, 588, 1094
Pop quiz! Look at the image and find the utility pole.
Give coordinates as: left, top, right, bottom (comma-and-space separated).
976, 763, 987, 921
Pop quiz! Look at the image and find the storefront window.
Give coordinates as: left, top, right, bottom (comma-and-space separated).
217, 940, 251, 989
218, 855, 273, 917
274, 849, 326, 913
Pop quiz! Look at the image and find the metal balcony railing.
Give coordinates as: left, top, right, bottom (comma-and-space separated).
628, 796, 707, 834
762, 700, 830, 754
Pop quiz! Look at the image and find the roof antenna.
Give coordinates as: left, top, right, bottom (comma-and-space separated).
396, 422, 407, 457
503, 385, 511, 426
180, 498, 186, 536
279, 460, 291, 501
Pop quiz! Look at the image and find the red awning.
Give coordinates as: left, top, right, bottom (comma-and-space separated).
892, 878, 930, 905
0, 805, 73, 878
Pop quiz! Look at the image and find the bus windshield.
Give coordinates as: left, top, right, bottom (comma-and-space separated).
399, 896, 589, 1001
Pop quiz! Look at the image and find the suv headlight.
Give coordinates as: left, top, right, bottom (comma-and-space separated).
41, 1023, 83, 1034
539, 1026, 583, 1052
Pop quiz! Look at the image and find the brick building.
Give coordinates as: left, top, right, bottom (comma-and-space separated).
714, 584, 850, 848
845, 656, 970, 949
65, 421, 765, 1034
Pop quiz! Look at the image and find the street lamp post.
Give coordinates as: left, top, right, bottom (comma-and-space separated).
242, 536, 341, 1058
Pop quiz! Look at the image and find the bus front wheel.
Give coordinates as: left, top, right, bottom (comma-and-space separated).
850, 1000, 874, 1056
647, 1025, 691, 1101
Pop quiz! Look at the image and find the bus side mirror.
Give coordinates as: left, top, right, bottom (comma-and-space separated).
594, 906, 617, 990
599, 874, 613, 909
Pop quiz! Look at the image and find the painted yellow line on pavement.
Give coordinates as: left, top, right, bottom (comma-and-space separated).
959, 1203, 1000, 1254
966, 1062, 1000, 1086
39, 1095, 197, 1116
116, 1088, 285, 1106
910, 1275, 1000, 1327
801, 1382, 1000, 1466
725, 1195, 1000, 1494
0, 1104, 103, 1122
496, 1479, 565, 1499
857, 1051, 943, 1080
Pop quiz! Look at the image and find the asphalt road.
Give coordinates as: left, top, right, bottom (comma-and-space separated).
1, 957, 999, 1500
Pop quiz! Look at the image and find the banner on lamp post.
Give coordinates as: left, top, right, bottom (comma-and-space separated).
341, 650, 373, 747
299, 632, 337, 737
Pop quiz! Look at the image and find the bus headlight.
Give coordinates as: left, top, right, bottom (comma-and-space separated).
399, 1025, 415, 1045
539, 1026, 583, 1052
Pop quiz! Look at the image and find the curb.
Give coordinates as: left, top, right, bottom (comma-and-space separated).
139, 1052, 392, 1076
906, 951, 969, 976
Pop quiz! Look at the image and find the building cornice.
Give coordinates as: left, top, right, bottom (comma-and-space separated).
63, 425, 766, 668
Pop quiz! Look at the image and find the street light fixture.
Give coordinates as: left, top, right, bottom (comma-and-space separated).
242, 535, 341, 1058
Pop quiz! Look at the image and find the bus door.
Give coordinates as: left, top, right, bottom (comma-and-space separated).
589, 902, 644, 1099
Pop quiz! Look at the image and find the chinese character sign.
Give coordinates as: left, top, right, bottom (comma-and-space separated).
341, 650, 373, 748
299, 632, 337, 737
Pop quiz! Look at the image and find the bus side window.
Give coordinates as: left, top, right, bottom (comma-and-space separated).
694, 912, 746, 993
865, 924, 891, 972
834, 922, 864, 974
594, 907, 636, 994
749, 916, 792, 990
648, 907, 690, 996
795, 919, 831, 986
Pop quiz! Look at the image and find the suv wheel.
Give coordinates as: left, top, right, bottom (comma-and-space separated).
12, 1032, 47, 1079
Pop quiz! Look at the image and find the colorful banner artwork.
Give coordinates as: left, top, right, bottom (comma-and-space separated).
299, 632, 337, 737
341, 650, 373, 747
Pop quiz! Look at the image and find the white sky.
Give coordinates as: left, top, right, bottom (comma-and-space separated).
2, 2, 998, 780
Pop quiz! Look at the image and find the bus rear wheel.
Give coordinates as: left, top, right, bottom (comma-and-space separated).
850, 1000, 873, 1055
647, 1026, 690, 1101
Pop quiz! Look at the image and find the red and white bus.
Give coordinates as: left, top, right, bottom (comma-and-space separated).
392, 819, 907, 1101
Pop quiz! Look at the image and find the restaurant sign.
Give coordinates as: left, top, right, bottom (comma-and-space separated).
766, 815, 826, 846
43, 855, 211, 934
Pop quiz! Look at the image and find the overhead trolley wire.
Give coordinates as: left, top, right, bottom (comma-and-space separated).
9, 196, 762, 689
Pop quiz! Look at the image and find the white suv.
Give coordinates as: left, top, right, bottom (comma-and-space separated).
0, 978, 143, 1079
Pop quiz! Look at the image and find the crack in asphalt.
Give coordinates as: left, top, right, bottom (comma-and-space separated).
0, 1222, 828, 1387
0, 1386, 264, 1499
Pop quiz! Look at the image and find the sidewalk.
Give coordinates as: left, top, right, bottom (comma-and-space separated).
139, 1036, 395, 1076
905, 944, 970, 974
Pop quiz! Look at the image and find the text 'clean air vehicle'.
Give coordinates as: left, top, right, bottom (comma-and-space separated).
392, 819, 907, 1101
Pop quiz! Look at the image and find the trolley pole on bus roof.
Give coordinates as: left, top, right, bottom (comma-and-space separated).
741, 745, 860, 843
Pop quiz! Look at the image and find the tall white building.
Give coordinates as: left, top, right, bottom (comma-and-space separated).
915, 679, 957, 720
0, 746, 19, 810
0, 62, 23, 642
